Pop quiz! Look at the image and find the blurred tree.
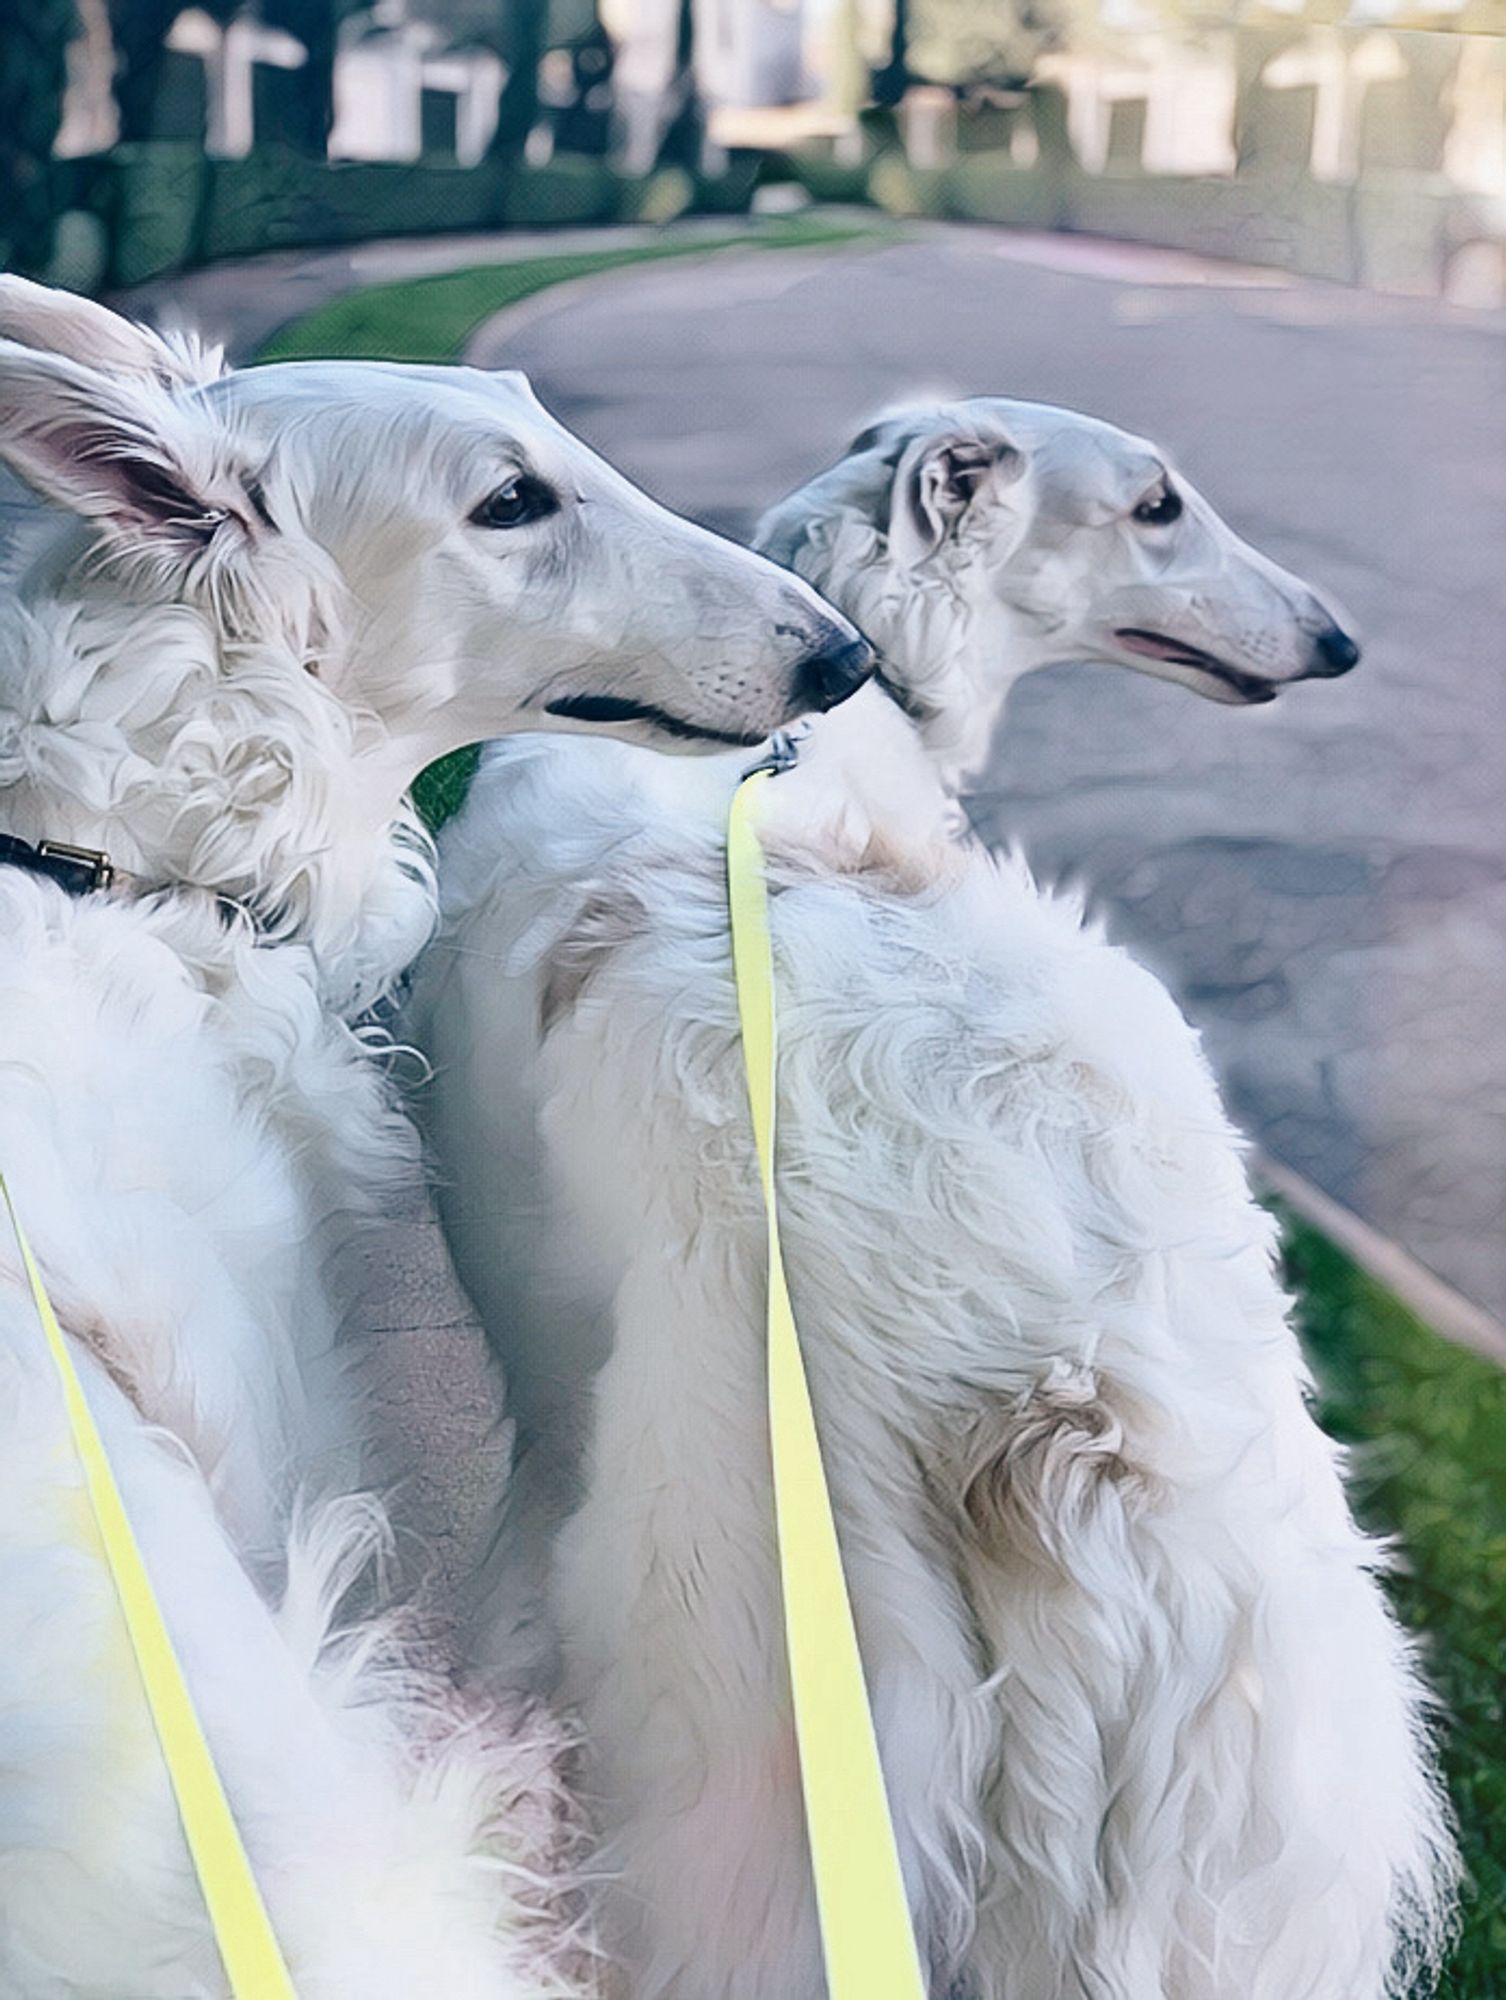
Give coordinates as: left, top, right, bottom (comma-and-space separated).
106, 0, 213, 141
0, 0, 78, 270
108, 0, 356, 156
903, 0, 1076, 88
264, 0, 353, 155
550, 19, 614, 156
411, 0, 610, 163
378, 0, 617, 164
871, 0, 911, 108
654, 0, 704, 171
488, 0, 548, 158
828, 0, 870, 118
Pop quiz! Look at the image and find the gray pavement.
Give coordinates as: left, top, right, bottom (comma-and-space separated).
4, 223, 1501, 1333
464, 230, 1506, 1324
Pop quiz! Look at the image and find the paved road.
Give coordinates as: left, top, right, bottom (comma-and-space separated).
465, 230, 1506, 1323
4, 223, 1501, 1330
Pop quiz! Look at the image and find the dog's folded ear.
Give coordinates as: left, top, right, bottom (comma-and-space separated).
0, 277, 224, 388
753, 422, 912, 570
888, 425, 1022, 570
0, 338, 257, 558
755, 407, 1024, 577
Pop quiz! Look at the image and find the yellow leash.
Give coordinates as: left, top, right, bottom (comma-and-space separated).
0, 1174, 296, 2000
727, 764, 927, 2000
0, 754, 919, 2000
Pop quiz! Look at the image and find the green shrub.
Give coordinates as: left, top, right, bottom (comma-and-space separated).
868, 152, 948, 220
202, 151, 507, 262
28, 152, 114, 290
500, 155, 617, 227
615, 167, 695, 226
784, 143, 872, 206
692, 150, 762, 216
857, 105, 901, 153
108, 141, 209, 285
0, 0, 77, 275
43, 208, 110, 294
945, 148, 1062, 229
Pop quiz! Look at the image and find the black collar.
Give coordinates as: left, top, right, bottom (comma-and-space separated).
0, 833, 117, 898
0, 831, 261, 930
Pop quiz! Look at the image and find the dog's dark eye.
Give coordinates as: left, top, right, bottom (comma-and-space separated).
470, 474, 559, 530
1133, 486, 1183, 527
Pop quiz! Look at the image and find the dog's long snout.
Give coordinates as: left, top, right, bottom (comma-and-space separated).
1308, 623, 1361, 678
791, 630, 874, 714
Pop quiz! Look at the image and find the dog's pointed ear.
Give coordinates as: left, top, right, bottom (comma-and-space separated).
0, 276, 224, 387
888, 427, 1022, 570
0, 338, 253, 554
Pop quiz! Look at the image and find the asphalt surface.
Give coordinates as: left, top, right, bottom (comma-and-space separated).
3, 223, 1501, 1331
463, 229, 1506, 1323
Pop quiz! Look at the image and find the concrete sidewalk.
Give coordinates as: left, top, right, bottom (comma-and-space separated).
5, 220, 1500, 1336
463, 227, 1506, 1327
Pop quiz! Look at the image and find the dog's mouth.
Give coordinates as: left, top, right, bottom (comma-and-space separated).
543, 693, 769, 747
1113, 629, 1279, 706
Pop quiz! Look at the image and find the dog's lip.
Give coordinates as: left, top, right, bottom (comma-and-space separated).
1113, 628, 1279, 705
542, 692, 769, 747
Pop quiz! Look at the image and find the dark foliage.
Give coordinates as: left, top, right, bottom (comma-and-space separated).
0, 0, 78, 271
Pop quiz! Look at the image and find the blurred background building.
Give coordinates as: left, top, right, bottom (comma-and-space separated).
3, 11, 1503, 1971
2, 0, 1505, 1319
0, 0, 1499, 302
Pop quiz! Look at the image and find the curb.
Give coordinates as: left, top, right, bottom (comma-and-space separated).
1255, 1151, 1506, 1369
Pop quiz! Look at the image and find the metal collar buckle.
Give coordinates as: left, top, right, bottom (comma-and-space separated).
0, 833, 116, 898
37, 840, 115, 893
742, 726, 806, 781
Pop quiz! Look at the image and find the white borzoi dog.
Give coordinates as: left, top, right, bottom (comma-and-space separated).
413, 401, 1456, 1999
0, 278, 866, 1999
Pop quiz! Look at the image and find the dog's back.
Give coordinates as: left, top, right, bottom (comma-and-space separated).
426, 728, 1456, 2000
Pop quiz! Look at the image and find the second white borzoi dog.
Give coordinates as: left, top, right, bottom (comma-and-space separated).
414, 401, 1456, 1999
0, 278, 866, 1999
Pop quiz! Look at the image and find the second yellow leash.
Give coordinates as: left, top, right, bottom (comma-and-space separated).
0, 1173, 296, 2000
727, 763, 927, 2000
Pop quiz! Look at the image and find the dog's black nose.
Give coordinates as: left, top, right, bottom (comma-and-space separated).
1309, 624, 1361, 677
791, 633, 874, 714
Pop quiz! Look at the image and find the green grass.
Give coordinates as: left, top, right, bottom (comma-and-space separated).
263, 240, 1504, 1991
411, 742, 480, 832
1283, 1217, 1506, 1995
257, 214, 888, 367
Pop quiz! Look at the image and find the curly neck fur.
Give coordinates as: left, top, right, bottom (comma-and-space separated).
777, 510, 1017, 802
0, 522, 435, 1016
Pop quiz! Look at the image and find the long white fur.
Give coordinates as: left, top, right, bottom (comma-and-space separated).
0, 281, 854, 1997
414, 402, 1457, 1998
